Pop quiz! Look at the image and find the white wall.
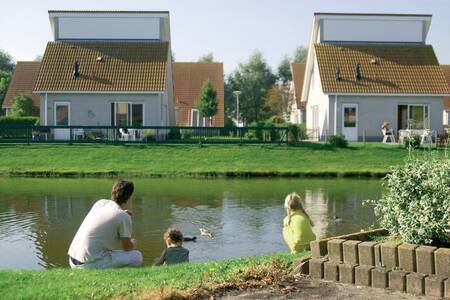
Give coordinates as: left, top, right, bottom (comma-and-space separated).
322, 19, 424, 43
57, 17, 161, 40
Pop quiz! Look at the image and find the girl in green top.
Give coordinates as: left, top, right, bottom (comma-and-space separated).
282, 192, 316, 254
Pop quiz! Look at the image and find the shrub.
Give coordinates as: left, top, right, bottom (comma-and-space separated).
287, 124, 299, 143
297, 124, 307, 140
180, 129, 192, 139
0, 116, 40, 138
267, 116, 286, 124
10, 94, 37, 116
326, 134, 348, 148
167, 128, 181, 140
144, 129, 154, 141
404, 134, 421, 149
370, 156, 450, 245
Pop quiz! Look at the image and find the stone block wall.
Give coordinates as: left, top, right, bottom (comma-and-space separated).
305, 230, 450, 298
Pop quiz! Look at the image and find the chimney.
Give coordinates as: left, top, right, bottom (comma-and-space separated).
355, 63, 362, 81
335, 67, 341, 82
72, 60, 80, 80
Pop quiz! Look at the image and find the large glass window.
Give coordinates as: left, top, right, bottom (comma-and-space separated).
344, 107, 356, 127
111, 102, 144, 126
408, 105, 428, 129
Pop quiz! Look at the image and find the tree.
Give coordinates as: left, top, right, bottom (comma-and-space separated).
196, 80, 218, 126
278, 55, 292, 84
0, 49, 15, 72
263, 86, 287, 118
10, 94, 36, 116
293, 46, 308, 63
198, 52, 214, 62
224, 51, 277, 123
0, 70, 12, 109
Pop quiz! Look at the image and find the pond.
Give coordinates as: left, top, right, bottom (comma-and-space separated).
0, 178, 381, 269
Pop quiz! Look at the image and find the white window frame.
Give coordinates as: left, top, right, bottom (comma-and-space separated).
111, 102, 145, 126
405, 104, 429, 129
54, 101, 71, 126
190, 108, 209, 127
445, 110, 450, 126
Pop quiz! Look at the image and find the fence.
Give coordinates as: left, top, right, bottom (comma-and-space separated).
0, 125, 309, 145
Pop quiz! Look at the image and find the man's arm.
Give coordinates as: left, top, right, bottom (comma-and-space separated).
121, 237, 135, 251
153, 249, 167, 266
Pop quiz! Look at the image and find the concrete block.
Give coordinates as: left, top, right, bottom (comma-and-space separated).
355, 265, 374, 287
339, 263, 357, 284
309, 258, 327, 279
327, 239, 345, 263
380, 242, 401, 269
406, 272, 427, 296
358, 241, 377, 266
371, 267, 389, 289
424, 275, 446, 298
434, 247, 450, 276
374, 244, 382, 267
311, 240, 328, 258
388, 270, 409, 292
398, 243, 418, 272
323, 261, 339, 281
343, 240, 361, 264
416, 245, 437, 275
445, 279, 450, 298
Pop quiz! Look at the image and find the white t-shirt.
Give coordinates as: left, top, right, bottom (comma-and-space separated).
68, 199, 132, 263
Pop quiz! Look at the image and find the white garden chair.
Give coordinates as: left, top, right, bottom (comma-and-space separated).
382, 128, 396, 143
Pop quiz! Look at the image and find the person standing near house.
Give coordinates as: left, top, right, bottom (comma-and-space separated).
68, 180, 143, 268
282, 193, 316, 254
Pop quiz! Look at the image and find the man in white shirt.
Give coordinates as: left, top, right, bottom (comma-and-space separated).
68, 180, 143, 268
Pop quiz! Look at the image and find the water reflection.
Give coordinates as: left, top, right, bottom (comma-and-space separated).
0, 178, 381, 269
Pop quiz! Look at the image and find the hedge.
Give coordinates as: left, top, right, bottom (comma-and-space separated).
0, 116, 40, 138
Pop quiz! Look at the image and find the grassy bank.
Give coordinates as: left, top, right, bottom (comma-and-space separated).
0, 143, 442, 178
0, 252, 307, 300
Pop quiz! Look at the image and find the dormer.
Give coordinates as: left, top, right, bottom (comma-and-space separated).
48, 10, 171, 42
313, 12, 432, 44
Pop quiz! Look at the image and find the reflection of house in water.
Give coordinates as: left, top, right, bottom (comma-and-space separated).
303, 189, 329, 239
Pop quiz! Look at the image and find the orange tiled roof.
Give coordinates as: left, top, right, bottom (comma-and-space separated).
2, 61, 41, 109
315, 43, 450, 95
173, 62, 224, 126
34, 42, 168, 92
291, 63, 306, 108
441, 65, 450, 109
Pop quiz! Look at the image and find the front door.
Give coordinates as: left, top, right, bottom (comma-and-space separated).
342, 104, 358, 141
54, 102, 70, 140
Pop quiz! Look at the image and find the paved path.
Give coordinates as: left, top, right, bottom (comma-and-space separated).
219, 277, 427, 299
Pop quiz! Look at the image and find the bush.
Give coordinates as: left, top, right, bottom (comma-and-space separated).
404, 134, 421, 149
0, 116, 40, 138
370, 156, 450, 245
144, 129, 154, 141
326, 134, 348, 148
167, 128, 181, 140
267, 116, 286, 124
180, 129, 192, 139
287, 124, 299, 143
297, 124, 307, 140
10, 94, 37, 116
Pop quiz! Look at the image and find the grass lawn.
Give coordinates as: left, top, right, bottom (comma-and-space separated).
0, 142, 444, 177
0, 252, 306, 300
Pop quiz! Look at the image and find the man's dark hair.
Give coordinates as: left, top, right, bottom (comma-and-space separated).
111, 180, 134, 205
164, 228, 183, 244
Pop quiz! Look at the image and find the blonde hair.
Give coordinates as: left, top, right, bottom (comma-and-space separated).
284, 192, 314, 226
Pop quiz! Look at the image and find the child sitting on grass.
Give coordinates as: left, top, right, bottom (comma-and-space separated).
154, 228, 189, 266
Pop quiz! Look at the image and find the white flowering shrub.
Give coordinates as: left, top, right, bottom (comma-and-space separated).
372, 156, 450, 245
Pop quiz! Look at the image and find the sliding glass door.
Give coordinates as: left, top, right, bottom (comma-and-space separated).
110, 103, 144, 126
397, 104, 429, 130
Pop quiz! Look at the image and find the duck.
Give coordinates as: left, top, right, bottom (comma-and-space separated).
199, 228, 213, 239
333, 215, 343, 224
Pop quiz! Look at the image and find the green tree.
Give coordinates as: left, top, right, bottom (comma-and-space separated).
0, 49, 15, 72
198, 52, 214, 62
263, 86, 286, 118
225, 51, 277, 123
10, 94, 36, 116
278, 55, 292, 84
0, 70, 12, 109
196, 80, 218, 126
293, 46, 308, 63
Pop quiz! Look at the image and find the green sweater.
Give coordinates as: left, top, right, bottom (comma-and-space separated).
282, 210, 316, 254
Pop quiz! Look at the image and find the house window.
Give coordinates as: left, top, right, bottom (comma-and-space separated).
398, 104, 429, 129
446, 110, 450, 125
110, 102, 144, 126
55, 103, 70, 126
344, 107, 356, 127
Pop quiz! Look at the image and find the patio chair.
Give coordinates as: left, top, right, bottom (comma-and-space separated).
73, 128, 85, 140
382, 128, 396, 143
420, 129, 434, 144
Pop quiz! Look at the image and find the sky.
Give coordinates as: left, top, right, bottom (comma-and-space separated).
1, 0, 450, 74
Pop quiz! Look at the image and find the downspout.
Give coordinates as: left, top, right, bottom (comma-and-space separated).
45, 93, 48, 126
334, 95, 337, 135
